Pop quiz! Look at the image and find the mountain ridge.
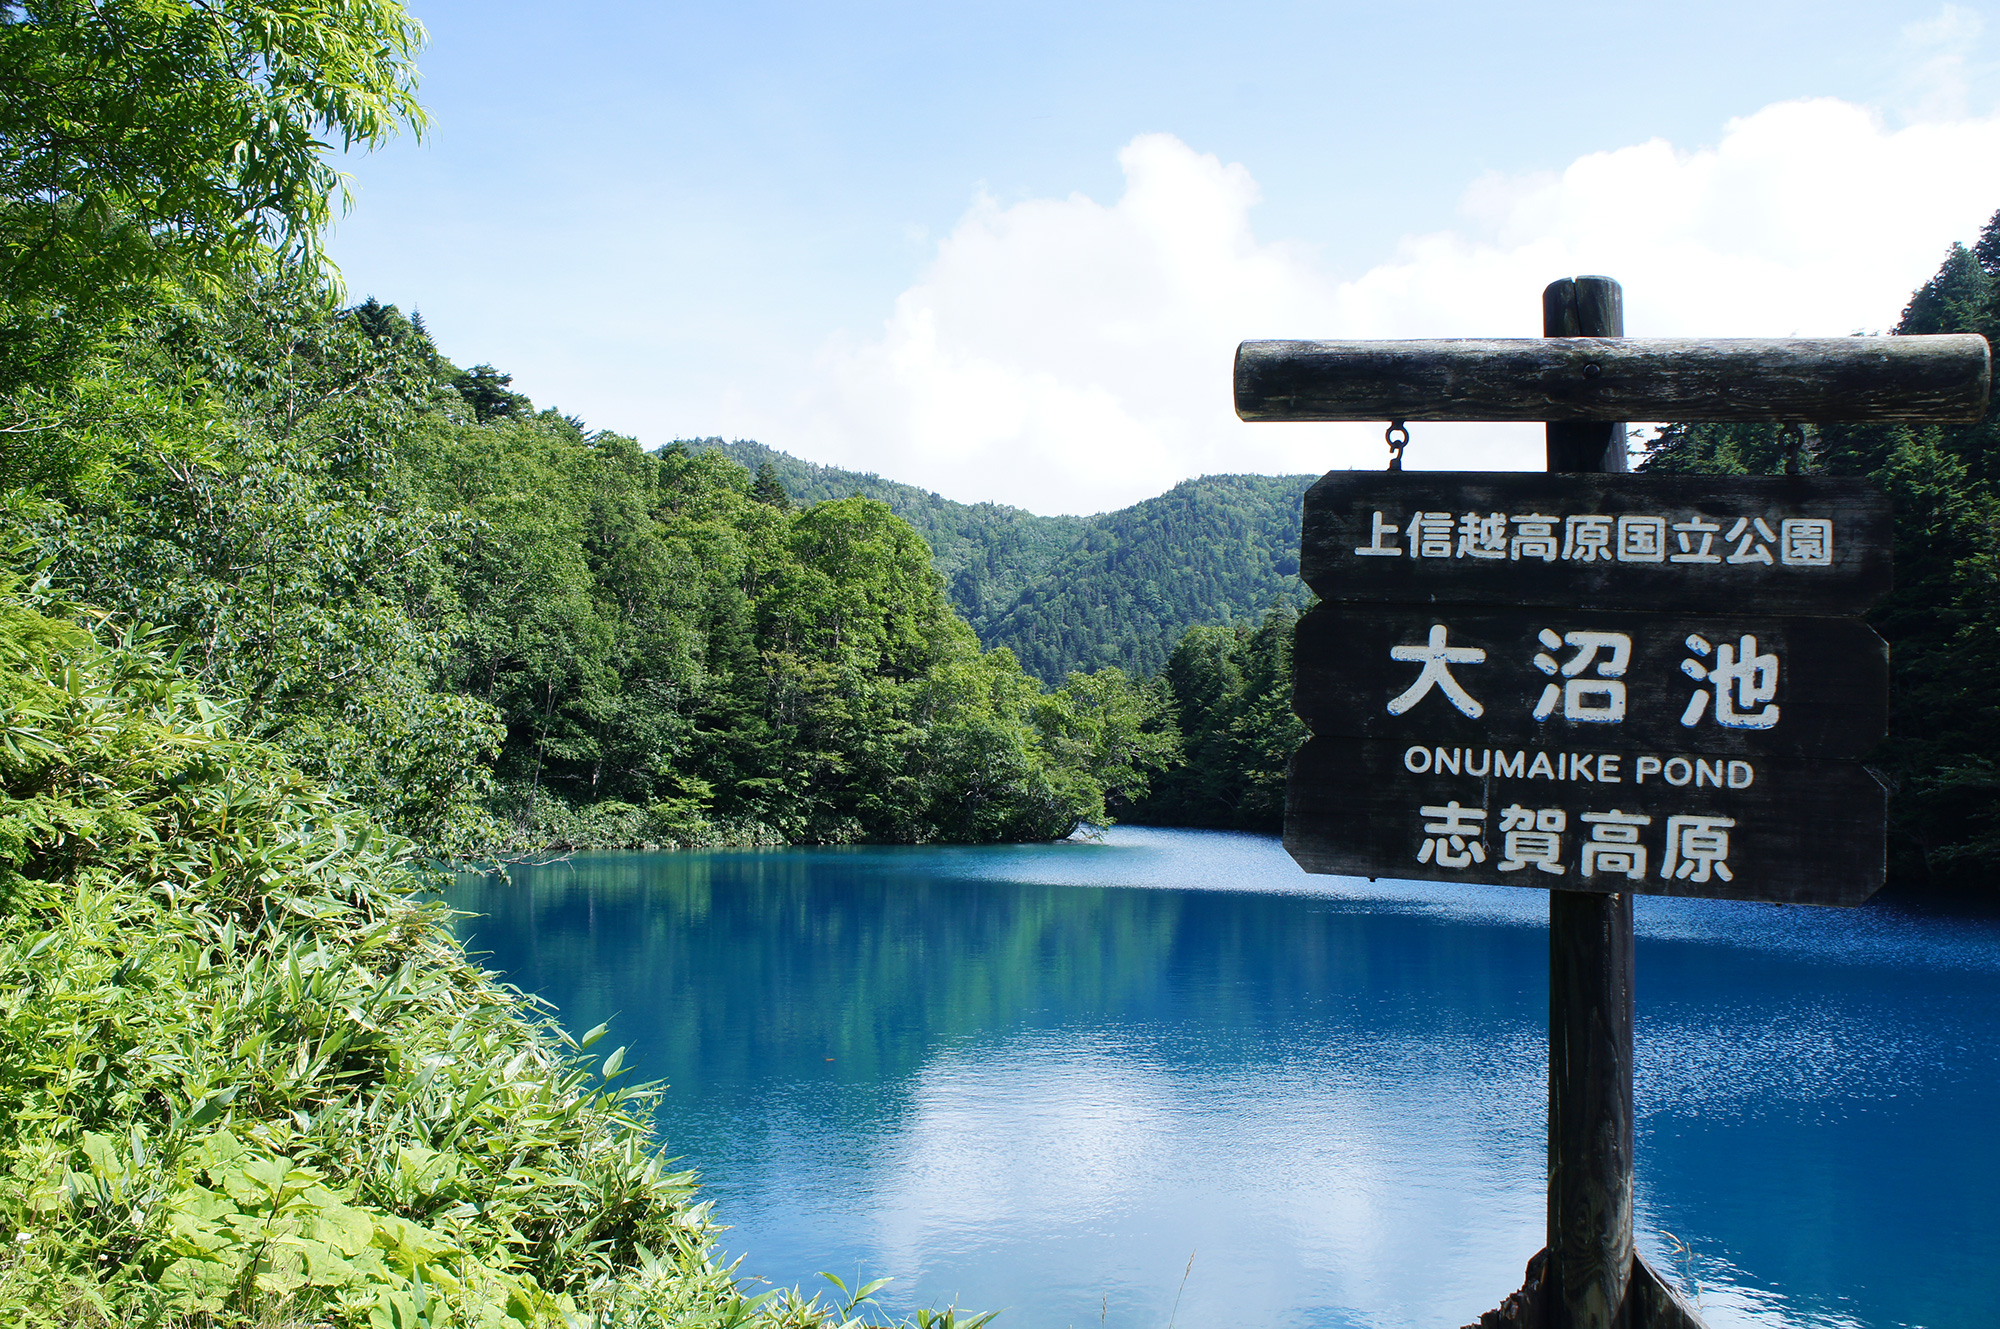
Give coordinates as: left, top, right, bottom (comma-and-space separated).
684, 438, 1316, 682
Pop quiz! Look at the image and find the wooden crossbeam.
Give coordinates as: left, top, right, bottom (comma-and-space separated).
1234, 335, 1990, 423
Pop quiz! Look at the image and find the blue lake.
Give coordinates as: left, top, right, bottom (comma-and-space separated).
445, 827, 2000, 1329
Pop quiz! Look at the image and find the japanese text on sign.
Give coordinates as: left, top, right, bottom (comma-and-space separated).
1414, 800, 1739, 883
1354, 511, 1833, 567
1386, 623, 1784, 732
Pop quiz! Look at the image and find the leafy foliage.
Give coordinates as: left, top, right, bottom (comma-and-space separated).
5, 274, 1174, 853
16, 277, 505, 852
693, 439, 1091, 645
0, 0, 427, 424
0, 1, 1030, 1322
1032, 666, 1181, 830
0, 0, 426, 298
1642, 214, 2000, 889
1124, 604, 1304, 833
0, 570, 867, 1326
400, 413, 1174, 849
453, 365, 530, 425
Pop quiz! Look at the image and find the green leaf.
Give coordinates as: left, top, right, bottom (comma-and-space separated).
176, 1088, 237, 1133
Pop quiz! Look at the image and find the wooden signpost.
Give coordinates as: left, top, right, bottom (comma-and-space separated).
1234, 276, 1990, 1329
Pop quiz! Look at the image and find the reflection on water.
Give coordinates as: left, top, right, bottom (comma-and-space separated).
446, 828, 2000, 1329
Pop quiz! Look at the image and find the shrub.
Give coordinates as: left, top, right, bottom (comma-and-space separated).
0, 566, 956, 1327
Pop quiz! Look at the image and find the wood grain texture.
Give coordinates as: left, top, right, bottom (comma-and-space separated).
1282, 734, 1887, 906
1299, 471, 1892, 616
1545, 276, 1628, 473
1544, 276, 1624, 340
1547, 888, 1634, 1329
1291, 605, 1888, 759
1626, 1256, 1706, 1329
1234, 335, 1991, 423
1542, 278, 1637, 1329
1462, 1251, 1702, 1329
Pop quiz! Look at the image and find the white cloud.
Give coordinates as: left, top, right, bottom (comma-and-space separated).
1896, 4, 1986, 121
856, 1033, 1543, 1327
754, 100, 2000, 516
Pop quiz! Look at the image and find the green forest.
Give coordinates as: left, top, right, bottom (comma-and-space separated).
671, 444, 1311, 835
0, 1, 1051, 1325
6, 278, 1179, 857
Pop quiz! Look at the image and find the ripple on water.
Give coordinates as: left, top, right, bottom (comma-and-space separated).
446, 826, 2000, 1329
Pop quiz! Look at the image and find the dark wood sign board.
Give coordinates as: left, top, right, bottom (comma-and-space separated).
1286, 473, 1892, 908
1286, 735, 1886, 906
1293, 605, 1887, 759
1299, 472, 1892, 615
1243, 284, 1966, 1329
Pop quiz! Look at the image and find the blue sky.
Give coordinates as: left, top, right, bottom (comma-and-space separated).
327, 1, 2000, 513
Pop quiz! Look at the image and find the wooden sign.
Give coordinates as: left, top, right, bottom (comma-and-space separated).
1285, 736, 1886, 906
1237, 278, 1964, 1329
1299, 472, 1892, 615
1285, 471, 1894, 906
1292, 605, 1887, 759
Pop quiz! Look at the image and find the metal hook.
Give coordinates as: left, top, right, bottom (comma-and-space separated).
1782, 422, 1807, 476
1386, 420, 1410, 472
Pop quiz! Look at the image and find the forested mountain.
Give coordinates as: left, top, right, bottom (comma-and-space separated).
689, 438, 1090, 632
693, 439, 1316, 683
977, 473, 1315, 681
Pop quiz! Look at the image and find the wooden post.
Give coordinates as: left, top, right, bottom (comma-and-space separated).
1545, 276, 1636, 1329
1544, 278, 1629, 472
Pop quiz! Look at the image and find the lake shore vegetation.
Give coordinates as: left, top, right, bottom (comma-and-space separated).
0, 568, 907, 1327
0, 2, 1022, 1324
10, 271, 1179, 857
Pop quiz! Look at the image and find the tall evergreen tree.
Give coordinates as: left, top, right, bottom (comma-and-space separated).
452, 364, 531, 424
1127, 603, 1305, 833
1642, 215, 2000, 889
751, 460, 792, 508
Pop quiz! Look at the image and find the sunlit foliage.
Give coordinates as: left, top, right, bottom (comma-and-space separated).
0, 570, 862, 1325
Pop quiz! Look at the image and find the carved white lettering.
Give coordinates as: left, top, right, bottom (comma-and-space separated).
1388, 625, 1487, 718
1359, 509, 1836, 571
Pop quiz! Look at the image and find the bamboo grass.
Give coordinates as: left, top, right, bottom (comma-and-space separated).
0, 565, 990, 1328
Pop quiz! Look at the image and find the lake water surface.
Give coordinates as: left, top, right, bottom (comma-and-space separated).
445, 828, 2000, 1329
